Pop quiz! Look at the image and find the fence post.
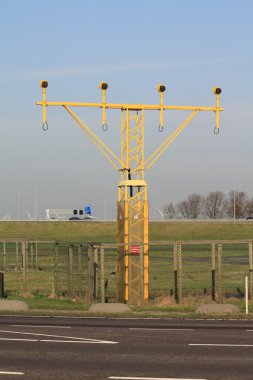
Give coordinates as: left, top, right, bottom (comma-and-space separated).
52, 242, 58, 297
174, 244, 182, 303
25, 242, 29, 270
68, 245, 73, 297
88, 245, 95, 302
211, 243, 216, 301
78, 244, 82, 292
87, 245, 99, 300
15, 242, 20, 271
0, 272, 4, 298
3, 242, 6, 271
100, 246, 105, 303
22, 241, 27, 293
217, 242, 222, 303
245, 276, 249, 315
178, 244, 182, 302
35, 241, 38, 270
30, 243, 34, 270
249, 242, 253, 300
93, 247, 98, 299
173, 244, 178, 302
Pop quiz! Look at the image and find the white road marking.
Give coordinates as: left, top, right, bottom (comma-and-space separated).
40, 339, 116, 344
129, 328, 194, 331
0, 371, 24, 376
189, 343, 253, 347
0, 337, 115, 344
11, 325, 71, 329
55, 316, 99, 319
0, 338, 37, 342
108, 377, 206, 380
246, 330, 253, 331
0, 329, 118, 344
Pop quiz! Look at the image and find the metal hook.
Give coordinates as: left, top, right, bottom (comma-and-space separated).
42, 122, 49, 131
158, 124, 163, 132
214, 126, 219, 135
102, 123, 108, 132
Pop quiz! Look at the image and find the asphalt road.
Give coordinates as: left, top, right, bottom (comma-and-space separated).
0, 316, 252, 379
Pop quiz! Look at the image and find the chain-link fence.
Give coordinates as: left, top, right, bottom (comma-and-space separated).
0, 241, 90, 300
0, 239, 252, 305
148, 241, 253, 304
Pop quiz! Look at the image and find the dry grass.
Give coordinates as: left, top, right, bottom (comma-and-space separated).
1, 220, 253, 242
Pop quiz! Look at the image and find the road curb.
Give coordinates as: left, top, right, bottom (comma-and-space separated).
0, 300, 29, 311
89, 303, 132, 313
196, 303, 240, 314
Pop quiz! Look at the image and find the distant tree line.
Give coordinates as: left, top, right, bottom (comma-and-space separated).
162, 191, 253, 220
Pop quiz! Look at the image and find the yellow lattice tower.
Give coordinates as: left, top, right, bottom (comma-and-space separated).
37, 81, 223, 305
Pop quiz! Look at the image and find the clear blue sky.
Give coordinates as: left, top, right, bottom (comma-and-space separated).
1, 0, 253, 219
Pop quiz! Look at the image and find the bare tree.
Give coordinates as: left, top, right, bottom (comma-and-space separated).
163, 203, 176, 219
245, 197, 253, 218
177, 193, 203, 219
225, 190, 248, 219
204, 191, 226, 219
177, 200, 190, 219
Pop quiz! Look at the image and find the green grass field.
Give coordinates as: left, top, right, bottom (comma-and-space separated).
0, 220, 253, 242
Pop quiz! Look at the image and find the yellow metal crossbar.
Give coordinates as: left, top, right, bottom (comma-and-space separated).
37, 100, 223, 112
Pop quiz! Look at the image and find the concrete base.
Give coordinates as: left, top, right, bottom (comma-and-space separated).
196, 303, 240, 314
89, 303, 132, 314
0, 300, 29, 311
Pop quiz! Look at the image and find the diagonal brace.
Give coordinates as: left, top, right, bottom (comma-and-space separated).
144, 109, 200, 170
63, 106, 124, 171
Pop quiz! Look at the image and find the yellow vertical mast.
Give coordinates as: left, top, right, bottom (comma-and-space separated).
37, 82, 223, 305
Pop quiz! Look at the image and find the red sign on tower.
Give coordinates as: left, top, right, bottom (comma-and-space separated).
130, 245, 140, 255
